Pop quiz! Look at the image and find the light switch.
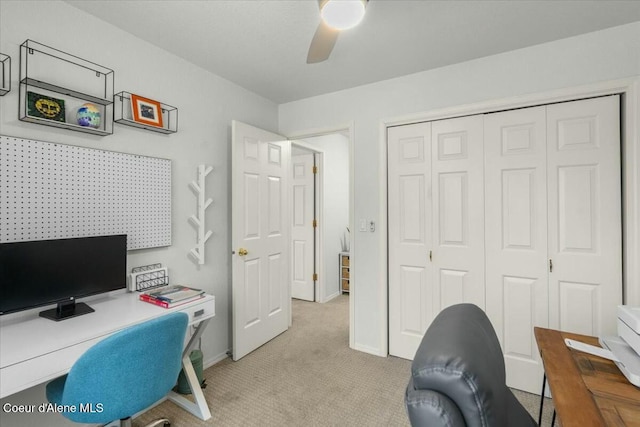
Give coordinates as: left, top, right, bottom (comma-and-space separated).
359, 219, 367, 232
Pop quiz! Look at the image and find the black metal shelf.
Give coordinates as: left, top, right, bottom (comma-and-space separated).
0, 53, 10, 96
19, 115, 112, 136
19, 40, 114, 135
114, 91, 178, 134
21, 77, 111, 105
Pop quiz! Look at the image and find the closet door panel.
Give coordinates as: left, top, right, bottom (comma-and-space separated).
557, 165, 598, 252
547, 95, 622, 337
484, 106, 548, 394
432, 115, 485, 312
388, 123, 434, 360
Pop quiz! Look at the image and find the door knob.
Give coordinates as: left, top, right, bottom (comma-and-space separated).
238, 248, 248, 256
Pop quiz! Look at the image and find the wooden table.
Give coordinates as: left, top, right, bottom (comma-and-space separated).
534, 327, 640, 426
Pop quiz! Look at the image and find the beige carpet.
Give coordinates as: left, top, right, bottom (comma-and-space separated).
134, 295, 554, 426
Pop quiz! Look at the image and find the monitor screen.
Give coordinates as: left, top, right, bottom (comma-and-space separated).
0, 235, 127, 318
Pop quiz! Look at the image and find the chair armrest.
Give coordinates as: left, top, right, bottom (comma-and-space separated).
405, 377, 466, 427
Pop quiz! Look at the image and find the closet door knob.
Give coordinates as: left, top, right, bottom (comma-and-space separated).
238, 248, 249, 256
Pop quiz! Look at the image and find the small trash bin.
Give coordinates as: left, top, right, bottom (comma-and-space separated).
177, 349, 204, 394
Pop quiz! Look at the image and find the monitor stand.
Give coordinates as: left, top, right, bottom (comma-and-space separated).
39, 300, 95, 321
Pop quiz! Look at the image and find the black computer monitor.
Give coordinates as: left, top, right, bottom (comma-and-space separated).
0, 235, 127, 321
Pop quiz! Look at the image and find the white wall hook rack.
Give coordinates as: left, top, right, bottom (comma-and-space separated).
188, 164, 213, 265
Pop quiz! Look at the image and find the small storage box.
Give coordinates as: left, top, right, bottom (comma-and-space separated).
618, 305, 640, 356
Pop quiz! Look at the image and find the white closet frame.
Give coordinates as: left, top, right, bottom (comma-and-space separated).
378, 77, 640, 357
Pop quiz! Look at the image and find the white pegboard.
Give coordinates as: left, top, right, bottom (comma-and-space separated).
0, 135, 171, 250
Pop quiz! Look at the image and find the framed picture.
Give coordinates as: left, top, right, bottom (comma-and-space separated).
27, 91, 66, 122
131, 94, 164, 128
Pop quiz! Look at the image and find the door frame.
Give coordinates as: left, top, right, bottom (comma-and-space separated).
286, 123, 355, 349
379, 77, 640, 356
291, 141, 324, 302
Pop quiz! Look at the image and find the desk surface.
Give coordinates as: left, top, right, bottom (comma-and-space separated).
534, 327, 640, 427
0, 291, 215, 399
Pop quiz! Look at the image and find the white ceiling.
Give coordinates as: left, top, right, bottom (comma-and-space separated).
65, 0, 640, 104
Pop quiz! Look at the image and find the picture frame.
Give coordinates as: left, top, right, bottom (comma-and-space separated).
27, 91, 66, 122
130, 94, 164, 128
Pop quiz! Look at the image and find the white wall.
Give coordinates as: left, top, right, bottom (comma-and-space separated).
1, 1, 639, 423
279, 22, 640, 356
299, 133, 350, 301
0, 1, 278, 426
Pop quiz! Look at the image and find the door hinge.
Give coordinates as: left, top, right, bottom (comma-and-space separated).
313, 273, 318, 281
313, 219, 317, 228
429, 250, 432, 262
549, 259, 553, 273
312, 166, 318, 174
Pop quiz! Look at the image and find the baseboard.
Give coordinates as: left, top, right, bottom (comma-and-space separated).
203, 351, 230, 369
322, 291, 341, 303
352, 342, 385, 357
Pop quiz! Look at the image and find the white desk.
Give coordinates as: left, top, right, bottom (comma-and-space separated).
0, 291, 215, 421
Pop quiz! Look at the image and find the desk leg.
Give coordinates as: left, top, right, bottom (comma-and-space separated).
167, 318, 212, 421
538, 373, 546, 425
538, 373, 557, 427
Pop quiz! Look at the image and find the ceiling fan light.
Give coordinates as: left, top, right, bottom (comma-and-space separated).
321, 0, 366, 30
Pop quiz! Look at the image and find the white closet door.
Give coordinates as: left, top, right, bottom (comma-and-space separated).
388, 122, 433, 360
388, 95, 621, 371
431, 115, 485, 311
484, 106, 548, 394
547, 95, 622, 337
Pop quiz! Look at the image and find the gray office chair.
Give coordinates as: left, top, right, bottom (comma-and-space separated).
405, 303, 538, 426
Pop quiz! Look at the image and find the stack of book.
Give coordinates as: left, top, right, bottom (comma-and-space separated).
140, 285, 205, 308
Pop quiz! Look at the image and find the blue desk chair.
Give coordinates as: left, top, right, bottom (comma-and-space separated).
46, 312, 188, 427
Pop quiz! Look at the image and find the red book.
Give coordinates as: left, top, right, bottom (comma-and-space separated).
139, 293, 170, 308
139, 293, 204, 308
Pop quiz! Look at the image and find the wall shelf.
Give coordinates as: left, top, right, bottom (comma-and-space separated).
0, 53, 10, 96
22, 77, 111, 106
114, 91, 178, 134
339, 252, 350, 293
19, 40, 114, 135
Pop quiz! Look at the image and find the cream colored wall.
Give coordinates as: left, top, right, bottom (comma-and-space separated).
0, 1, 278, 426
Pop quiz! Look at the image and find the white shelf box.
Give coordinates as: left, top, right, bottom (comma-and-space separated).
114, 91, 178, 134
339, 252, 350, 293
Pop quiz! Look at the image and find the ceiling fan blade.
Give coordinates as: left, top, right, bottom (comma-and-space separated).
307, 21, 339, 64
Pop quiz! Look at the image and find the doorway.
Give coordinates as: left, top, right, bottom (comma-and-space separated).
291, 132, 351, 304
231, 120, 355, 361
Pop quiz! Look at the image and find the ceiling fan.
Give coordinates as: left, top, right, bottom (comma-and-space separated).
306, 0, 368, 64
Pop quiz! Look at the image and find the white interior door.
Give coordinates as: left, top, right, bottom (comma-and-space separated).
388, 122, 434, 360
484, 105, 548, 394
291, 152, 315, 301
231, 120, 291, 361
547, 95, 622, 337
431, 115, 485, 312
